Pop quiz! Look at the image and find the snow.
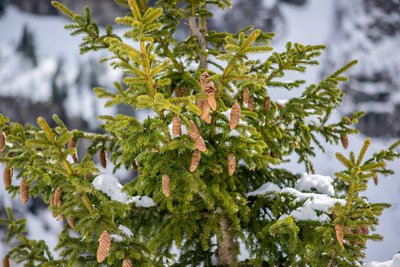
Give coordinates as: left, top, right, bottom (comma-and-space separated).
92, 173, 155, 207
296, 173, 335, 196
365, 254, 400, 267
247, 176, 345, 222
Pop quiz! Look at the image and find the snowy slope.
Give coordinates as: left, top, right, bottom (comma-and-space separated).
0, 1, 399, 264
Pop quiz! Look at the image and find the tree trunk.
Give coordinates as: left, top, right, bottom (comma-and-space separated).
217, 214, 236, 266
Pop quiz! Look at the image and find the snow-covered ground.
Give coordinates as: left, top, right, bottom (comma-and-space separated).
0, 1, 399, 264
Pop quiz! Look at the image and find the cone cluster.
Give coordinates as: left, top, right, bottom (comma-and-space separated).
162, 174, 170, 197
188, 120, 206, 152
97, 230, 111, 263
230, 103, 241, 130
190, 150, 201, 172
227, 153, 236, 176
172, 115, 182, 137
3, 166, 12, 189
20, 179, 29, 204
199, 72, 217, 123
100, 150, 107, 168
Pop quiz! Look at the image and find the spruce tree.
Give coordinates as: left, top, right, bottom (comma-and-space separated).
16, 24, 38, 67
1, 0, 400, 266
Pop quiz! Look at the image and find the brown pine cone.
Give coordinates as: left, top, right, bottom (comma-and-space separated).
0, 131, 6, 154
20, 179, 29, 204
248, 95, 254, 112
264, 97, 270, 111
230, 103, 241, 130
340, 133, 349, 149
189, 150, 201, 172
188, 120, 206, 152
200, 72, 216, 93
123, 257, 132, 267
99, 150, 107, 168
53, 186, 62, 206
3, 166, 12, 189
162, 174, 170, 197
97, 230, 111, 263
243, 88, 250, 104
207, 92, 217, 111
197, 99, 205, 112
335, 224, 344, 246
2, 256, 10, 267
373, 173, 378, 186
67, 217, 76, 228
68, 140, 79, 163
201, 100, 211, 124
227, 153, 236, 176
172, 115, 182, 137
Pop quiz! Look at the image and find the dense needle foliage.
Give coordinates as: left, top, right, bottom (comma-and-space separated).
1, 0, 399, 266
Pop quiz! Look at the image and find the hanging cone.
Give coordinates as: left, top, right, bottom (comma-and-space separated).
0, 131, 6, 154
68, 140, 79, 163
20, 179, 29, 204
189, 150, 201, 172
340, 133, 349, 149
53, 186, 62, 206
201, 100, 211, 124
373, 173, 378, 186
264, 97, 270, 111
335, 224, 344, 246
97, 230, 111, 263
197, 99, 205, 112
67, 217, 76, 228
248, 95, 254, 112
3, 166, 12, 189
227, 153, 236, 176
207, 92, 217, 111
99, 150, 107, 168
172, 115, 182, 137
2, 256, 10, 267
131, 160, 138, 171
84, 173, 93, 180
230, 103, 241, 130
188, 120, 206, 152
123, 257, 132, 267
243, 88, 250, 104
200, 72, 216, 93
162, 174, 170, 197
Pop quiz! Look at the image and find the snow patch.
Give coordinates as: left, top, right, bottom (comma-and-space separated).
296, 173, 335, 196
365, 254, 400, 267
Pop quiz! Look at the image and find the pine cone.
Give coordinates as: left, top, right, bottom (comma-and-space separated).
335, 224, 344, 246
201, 100, 211, 124
200, 72, 216, 93
373, 173, 378, 186
162, 174, 170, 197
97, 230, 111, 263
227, 153, 236, 176
188, 120, 206, 152
197, 99, 205, 112
2, 256, 10, 267
67, 217, 76, 228
131, 160, 138, 171
248, 95, 254, 112
172, 115, 182, 137
123, 257, 132, 267
243, 88, 250, 104
0, 131, 6, 154
230, 103, 241, 130
190, 150, 202, 172
99, 150, 107, 168
68, 140, 79, 163
340, 133, 349, 149
53, 186, 62, 206
3, 166, 12, 189
264, 97, 270, 111
207, 92, 217, 111
20, 179, 29, 204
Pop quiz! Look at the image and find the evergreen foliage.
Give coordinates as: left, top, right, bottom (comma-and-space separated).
1, 0, 399, 266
